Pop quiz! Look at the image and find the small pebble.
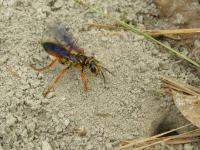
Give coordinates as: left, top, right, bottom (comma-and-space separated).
26, 122, 36, 131
6, 114, 17, 127
101, 36, 108, 42
194, 40, 200, 48
54, 0, 63, 9
64, 119, 70, 127
58, 111, 64, 118
42, 141, 52, 150
105, 142, 112, 149
138, 15, 143, 23
0, 144, 4, 150
184, 144, 193, 150
86, 143, 94, 150
46, 92, 55, 99
55, 125, 63, 133
0, 55, 8, 65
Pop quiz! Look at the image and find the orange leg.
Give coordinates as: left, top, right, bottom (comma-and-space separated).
43, 65, 71, 97
80, 72, 88, 92
30, 59, 58, 72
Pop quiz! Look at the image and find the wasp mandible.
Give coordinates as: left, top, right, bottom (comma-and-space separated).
31, 24, 113, 96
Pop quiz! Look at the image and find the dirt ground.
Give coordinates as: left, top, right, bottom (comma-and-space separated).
0, 0, 200, 149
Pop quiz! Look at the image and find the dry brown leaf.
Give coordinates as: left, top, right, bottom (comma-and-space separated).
172, 90, 200, 127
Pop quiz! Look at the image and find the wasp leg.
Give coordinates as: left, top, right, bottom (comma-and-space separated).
80, 71, 88, 92
30, 59, 58, 72
43, 65, 71, 97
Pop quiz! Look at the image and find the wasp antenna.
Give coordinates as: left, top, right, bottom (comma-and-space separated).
100, 70, 106, 84
101, 66, 115, 76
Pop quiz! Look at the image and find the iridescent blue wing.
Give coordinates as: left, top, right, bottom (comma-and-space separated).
52, 24, 78, 49
56, 25, 78, 48
42, 42, 70, 58
50, 24, 84, 54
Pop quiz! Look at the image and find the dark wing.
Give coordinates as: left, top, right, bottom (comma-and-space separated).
53, 24, 84, 53
42, 42, 70, 58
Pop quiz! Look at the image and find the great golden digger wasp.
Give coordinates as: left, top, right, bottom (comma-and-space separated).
31, 24, 114, 96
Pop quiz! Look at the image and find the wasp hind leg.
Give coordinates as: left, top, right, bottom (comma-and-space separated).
43, 64, 71, 97
30, 59, 58, 72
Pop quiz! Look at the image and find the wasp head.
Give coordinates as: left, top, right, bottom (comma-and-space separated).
89, 59, 100, 75
88, 57, 114, 84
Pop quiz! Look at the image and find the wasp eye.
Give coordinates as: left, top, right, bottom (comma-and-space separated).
90, 60, 99, 74
91, 66, 96, 73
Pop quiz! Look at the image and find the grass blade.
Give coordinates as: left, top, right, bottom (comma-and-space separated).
74, 0, 200, 68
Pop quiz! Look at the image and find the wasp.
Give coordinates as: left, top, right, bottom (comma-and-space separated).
31, 24, 113, 96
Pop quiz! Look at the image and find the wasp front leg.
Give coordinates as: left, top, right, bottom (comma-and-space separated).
80, 69, 88, 92
30, 59, 58, 72
43, 64, 71, 97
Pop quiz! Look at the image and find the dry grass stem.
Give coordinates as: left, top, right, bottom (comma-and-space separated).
160, 75, 200, 96
114, 124, 191, 150
131, 129, 200, 150
145, 28, 200, 36
87, 23, 200, 36
116, 128, 199, 150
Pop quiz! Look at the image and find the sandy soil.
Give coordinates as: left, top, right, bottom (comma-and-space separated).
0, 0, 200, 149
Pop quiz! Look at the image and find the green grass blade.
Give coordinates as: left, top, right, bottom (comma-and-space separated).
74, 0, 200, 68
